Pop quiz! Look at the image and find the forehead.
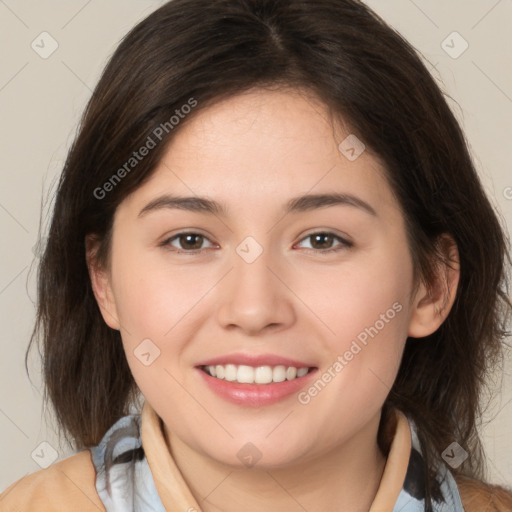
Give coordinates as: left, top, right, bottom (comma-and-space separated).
117, 88, 400, 220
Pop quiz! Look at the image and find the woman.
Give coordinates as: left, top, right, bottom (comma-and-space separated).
2, 0, 511, 510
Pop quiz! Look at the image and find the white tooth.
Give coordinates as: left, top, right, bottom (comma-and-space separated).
215, 365, 225, 379
254, 366, 273, 384
237, 365, 255, 383
272, 365, 286, 382
297, 367, 309, 377
224, 364, 237, 381
211, 364, 308, 383
286, 366, 297, 380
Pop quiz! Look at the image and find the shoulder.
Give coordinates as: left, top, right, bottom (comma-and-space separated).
0, 449, 105, 512
455, 474, 512, 512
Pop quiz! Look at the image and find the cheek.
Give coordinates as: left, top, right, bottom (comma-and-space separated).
114, 276, 167, 341
302, 243, 413, 403
307, 247, 412, 346
298, 273, 408, 443
110, 250, 215, 380
110, 244, 186, 339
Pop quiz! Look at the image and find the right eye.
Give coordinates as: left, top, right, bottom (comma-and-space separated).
161, 232, 216, 253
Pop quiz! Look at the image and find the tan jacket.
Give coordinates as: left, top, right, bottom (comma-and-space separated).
1, 402, 510, 511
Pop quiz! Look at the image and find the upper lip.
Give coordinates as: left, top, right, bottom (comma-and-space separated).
196, 353, 316, 368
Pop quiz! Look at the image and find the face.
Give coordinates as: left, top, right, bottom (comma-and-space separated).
93, 88, 422, 469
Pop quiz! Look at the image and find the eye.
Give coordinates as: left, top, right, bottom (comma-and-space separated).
160, 230, 352, 254
161, 232, 215, 253
295, 231, 353, 253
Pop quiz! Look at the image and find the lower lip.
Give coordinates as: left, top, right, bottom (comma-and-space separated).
197, 367, 317, 407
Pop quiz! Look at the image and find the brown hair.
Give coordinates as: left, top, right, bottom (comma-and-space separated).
27, 0, 512, 509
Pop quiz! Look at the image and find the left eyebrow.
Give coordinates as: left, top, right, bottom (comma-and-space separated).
137, 192, 377, 218
286, 192, 377, 217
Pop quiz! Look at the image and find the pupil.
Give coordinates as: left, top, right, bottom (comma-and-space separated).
312, 233, 332, 249
182, 234, 202, 249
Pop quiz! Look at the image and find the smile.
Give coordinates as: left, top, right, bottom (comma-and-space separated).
201, 364, 313, 384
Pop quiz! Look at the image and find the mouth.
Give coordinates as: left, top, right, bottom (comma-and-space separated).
200, 364, 315, 384
195, 355, 318, 406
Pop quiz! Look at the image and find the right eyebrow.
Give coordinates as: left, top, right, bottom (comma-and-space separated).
138, 195, 226, 218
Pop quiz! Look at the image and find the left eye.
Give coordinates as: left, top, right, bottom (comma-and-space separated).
295, 232, 352, 252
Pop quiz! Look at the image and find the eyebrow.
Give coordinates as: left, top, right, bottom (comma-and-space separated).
137, 192, 377, 218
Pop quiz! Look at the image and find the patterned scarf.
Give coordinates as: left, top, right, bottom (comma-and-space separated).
90, 412, 465, 511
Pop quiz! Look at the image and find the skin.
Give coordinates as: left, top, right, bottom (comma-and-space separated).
87, 87, 459, 511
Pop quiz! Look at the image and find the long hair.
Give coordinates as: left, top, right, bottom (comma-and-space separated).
27, 1, 511, 509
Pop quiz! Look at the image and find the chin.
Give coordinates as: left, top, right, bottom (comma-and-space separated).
199, 437, 314, 471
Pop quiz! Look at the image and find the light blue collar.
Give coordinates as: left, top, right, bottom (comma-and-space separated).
90, 412, 465, 511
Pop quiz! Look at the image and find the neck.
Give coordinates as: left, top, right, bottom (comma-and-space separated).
164, 411, 387, 512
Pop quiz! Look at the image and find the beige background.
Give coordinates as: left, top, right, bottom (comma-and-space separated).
1, 0, 511, 491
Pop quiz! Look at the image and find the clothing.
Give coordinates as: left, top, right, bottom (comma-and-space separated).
0, 401, 465, 511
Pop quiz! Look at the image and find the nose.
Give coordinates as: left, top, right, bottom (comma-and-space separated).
216, 245, 296, 336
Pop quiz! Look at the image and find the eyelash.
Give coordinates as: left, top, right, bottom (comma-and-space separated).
160, 231, 353, 255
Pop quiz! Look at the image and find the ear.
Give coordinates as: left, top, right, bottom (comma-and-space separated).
408, 234, 460, 338
85, 234, 120, 331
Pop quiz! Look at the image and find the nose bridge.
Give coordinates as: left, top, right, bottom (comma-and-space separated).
236, 240, 272, 291
216, 235, 295, 333
231, 235, 278, 306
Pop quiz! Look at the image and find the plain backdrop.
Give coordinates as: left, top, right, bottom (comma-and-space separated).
1, 0, 511, 491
